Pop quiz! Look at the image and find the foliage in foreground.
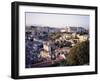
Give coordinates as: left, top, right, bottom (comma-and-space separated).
66, 40, 89, 66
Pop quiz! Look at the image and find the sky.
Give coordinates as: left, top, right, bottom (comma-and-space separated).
25, 12, 89, 29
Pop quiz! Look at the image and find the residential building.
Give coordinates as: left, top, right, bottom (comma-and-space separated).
77, 35, 89, 42
67, 26, 87, 33
40, 41, 51, 58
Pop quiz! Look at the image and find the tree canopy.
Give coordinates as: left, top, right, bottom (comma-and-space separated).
66, 40, 89, 66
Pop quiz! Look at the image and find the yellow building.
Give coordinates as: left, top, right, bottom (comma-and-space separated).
43, 41, 51, 52
40, 50, 50, 58
40, 41, 51, 58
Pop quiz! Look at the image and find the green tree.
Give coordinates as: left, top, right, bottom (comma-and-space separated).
66, 40, 89, 66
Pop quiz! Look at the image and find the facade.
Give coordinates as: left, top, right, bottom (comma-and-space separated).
40, 50, 50, 58
55, 47, 70, 57
43, 41, 51, 53
60, 28, 67, 33
77, 35, 89, 42
49, 27, 60, 33
67, 27, 87, 33
40, 41, 51, 58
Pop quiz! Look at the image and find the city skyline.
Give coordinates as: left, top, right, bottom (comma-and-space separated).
25, 12, 90, 29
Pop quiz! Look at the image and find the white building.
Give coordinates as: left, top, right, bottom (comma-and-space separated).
43, 41, 51, 53
77, 34, 89, 42
60, 28, 68, 32
67, 27, 87, 33
40, 41, 52, 58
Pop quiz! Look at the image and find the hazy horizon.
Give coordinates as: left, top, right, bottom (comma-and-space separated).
25, 12, 90, 29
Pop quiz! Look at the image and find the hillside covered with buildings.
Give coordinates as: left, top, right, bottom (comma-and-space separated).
25, 25, 89, 68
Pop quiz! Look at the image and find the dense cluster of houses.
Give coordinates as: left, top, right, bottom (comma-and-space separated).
25, 25, 89, 68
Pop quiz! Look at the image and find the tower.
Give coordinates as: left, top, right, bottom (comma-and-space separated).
43, 41, 51, 55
